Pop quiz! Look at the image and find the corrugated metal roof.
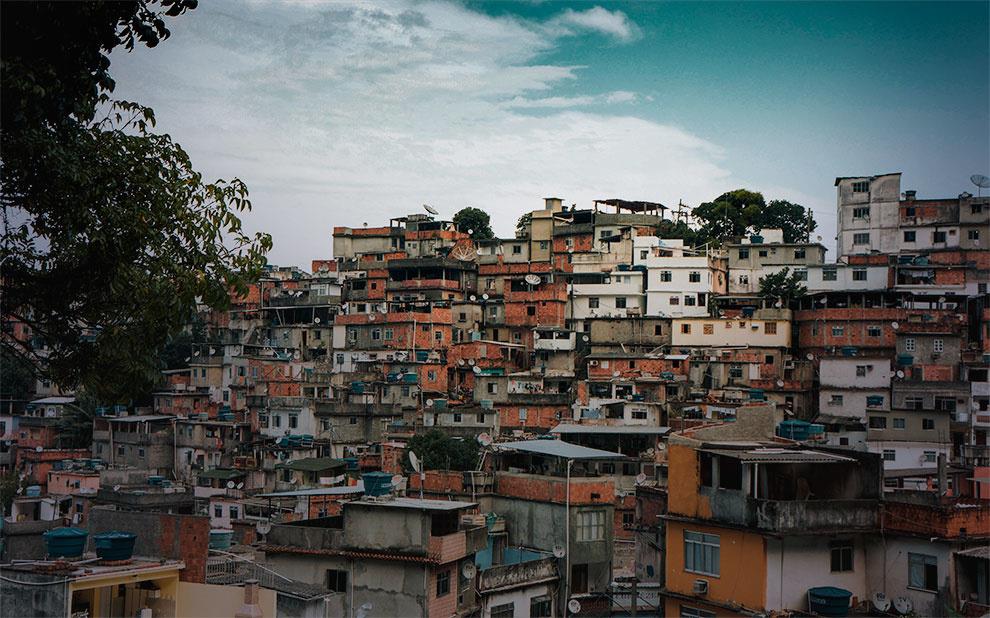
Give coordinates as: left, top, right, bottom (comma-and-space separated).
29, 396, 76, 405
275, 457, 347, 472
197, 468, 245, 481
956, 546, 990, 560
493, 439, 626, 460
352, 497, 476, 511
701, 448, 854, 464
551, 424, 670, 436
257, 482, 365, 498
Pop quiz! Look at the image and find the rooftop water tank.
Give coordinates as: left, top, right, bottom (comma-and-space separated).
808, 587, 852, 617
209, 529, 234, 550
362, 472, 393, 497
44, 527, 88, 558
93, 531, 137, 561
25, 485, 41, 497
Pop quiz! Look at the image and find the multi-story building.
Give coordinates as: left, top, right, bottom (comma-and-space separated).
725, 229, 827, 295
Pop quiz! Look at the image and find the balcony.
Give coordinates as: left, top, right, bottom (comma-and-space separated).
428, 524, 487, 563
749, 498, 877, 533
386, 278, 463, 291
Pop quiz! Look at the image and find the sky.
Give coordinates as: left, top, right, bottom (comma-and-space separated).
109, 1, 990, 266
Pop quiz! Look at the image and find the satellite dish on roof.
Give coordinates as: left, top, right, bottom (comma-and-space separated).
582, 335, 590, 342
113, 485, 121, 492
971, 174, 990, 197
525, 274, 541, 286
776, 380, 785, 387
425, 399, 434, 407
209, 347, 216, 355
470, 295, 477, 302
472, 366, 481, 375
774, 301, 782, 308
805, 353, 814, 361
552, 544, 566, 558
314, 317, 321, 324
613, 371, 621, 377
896, 370, 905, 378
468, 359, 476, 366
568, 599, 582, 614
194, 350, 201, 356
409, 450, 422, 473
237, 482, 244, 490
35, 445, 43, 453
368, 314, 375, 321
462, 562, 477, 579
478, 433, 492, 446
482, 293, 489, 300
293, 351, 301, 360
871, 592, 891, 614
423, 204, 439, 215
467, 229, 474, 235
226, 481, 236, 489
185, 357, 191, 362
256, 520, 272, 535
458, 359, 466, 366
635, 473, 647, 485
893, 596, 913, 615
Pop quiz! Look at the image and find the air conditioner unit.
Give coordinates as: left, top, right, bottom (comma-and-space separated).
692, 579, 709, 595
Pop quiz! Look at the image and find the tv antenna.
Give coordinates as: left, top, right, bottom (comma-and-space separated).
970, 174, 990, 198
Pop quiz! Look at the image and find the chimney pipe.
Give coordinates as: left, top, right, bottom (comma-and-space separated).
235, 579, 264, 618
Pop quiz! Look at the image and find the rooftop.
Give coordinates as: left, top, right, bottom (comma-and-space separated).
275, 457, 347, 472
551, 424, 671, 436
699, 446, 856, 464
350, 497, 476, 511
493, 438, 626, 460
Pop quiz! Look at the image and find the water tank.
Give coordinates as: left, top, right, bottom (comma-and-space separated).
777, 420, 811, 441
209, 529, 234, 550
362, 472, 393, 497
750, 235, 764, 244
93, 531, 137, 561
25, 485, 41, 497
43, 527, 88, 558
808, 587, 852, 617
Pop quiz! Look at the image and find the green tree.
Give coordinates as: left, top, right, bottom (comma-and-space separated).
692, 189, 766, 246
758, 200, 817, 243
1, 1, 271, 403
515, 213, 532, 238
404, 430, 479, 473
0, 469, 27, 517
758, 267, 808, 305
452, 207, 495, 240
655, 219, 701, 247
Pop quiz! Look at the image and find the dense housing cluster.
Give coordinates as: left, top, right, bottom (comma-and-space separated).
2, 173, 988, 618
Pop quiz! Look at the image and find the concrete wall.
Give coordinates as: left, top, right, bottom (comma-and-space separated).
0, 569, 69, 617
836, 174, 901, 257
765, 535, 869, 613
820, 358, 893, 389
343, 504, 428, 552
177, 582, 277, 618
865, 536, 955, 618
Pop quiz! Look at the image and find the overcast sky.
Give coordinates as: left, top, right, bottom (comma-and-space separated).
110, 1, 990, 267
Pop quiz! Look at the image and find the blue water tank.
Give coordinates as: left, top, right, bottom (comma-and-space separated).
362, 472, 393, 497
808, 587, 852, 617
44, 527, 88, 558
93, 531, 137, 561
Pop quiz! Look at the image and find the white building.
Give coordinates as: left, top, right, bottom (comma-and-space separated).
636, 238, 727, 317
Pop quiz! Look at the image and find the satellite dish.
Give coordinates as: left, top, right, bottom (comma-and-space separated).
971, 174, 990, 197
113, 485, 121, 492
467, 229, 474, 235
552, 544, 566, 558
472, 366, 481, 375
568, 599, 582, 614
896, 370, 905, 378
368, 314, 376, 321
481, 293, 489, 300
289, 478, 297, 485
805, 353, 814, 361
469, 295, 477, 302
461, 562, 477, 579
477, 433, 493, 446
236, 482, 244, 490
15, 487, 22, 495
194, 350, 201, 356
524, 274, 542, 286
226, 480, 236, 489
774, 301, 782, 308
185, 357, 191, 362
35, 445, 43, 453
293, 351, 301, 360
409, 450, 422, 473
582, 335, 590, 342
635, 473, 647, 485
567, 247, 574, 253
425, 399, 434, 407
872, 592, 891, 614
458, 359, 466, 366
209, 347, 216, 355
613, 371, 621, 377
893, 596, 913, 615
314, 317, 321, 324
776, 380, 785, 387
255, 520, 272, 535
424, 204, 439, 215
468, 359, 476, 366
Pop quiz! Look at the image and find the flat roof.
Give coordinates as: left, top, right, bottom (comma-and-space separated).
106, 415, 174, 423
700, 447, 855, 464
493, 439, 626, 460
551, 424, 670, 436
276, 457, 347, 472
197, 468, 246, 481
29, 396, 76, 405
351, 497, 476, 511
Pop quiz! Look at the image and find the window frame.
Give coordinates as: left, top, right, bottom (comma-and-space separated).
683, 530, 720, 577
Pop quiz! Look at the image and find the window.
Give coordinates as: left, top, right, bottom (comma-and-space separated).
434, 330, 443, 341
729, 364, 743, 378
908, 553, 938, 592
883, 449, 896, 461
852, 268, 867, 281
670, 295, 680, 306
829, 394, 844, 406
969, 229, 981, 240
869, 416, 887, 429
384, 328, 393, 340
973, 203, 984, 214
830, 540, 854, 572
905, 338, 916, 352
654, 324, 663, 336
688, 271, 701, 283
571, 564, 589, 594
893, 417, 906, 429
852, 181, 869, 193
273, 415, 281, 428
703, 324, 714, 335
487, 382, 498, 394
527, 305, 536, 316
659, 270, 672, 282
680, 607, 717, 618
764, 322, 777, 335
684, 531, 720, 576
588, 297, 600, 309
427, 370, 437, 381
530, 596, 552, 617
681, 324, 691, 334
229, 506, 239, 520
868, 325, 881, 337
922, 418, 935, 430
137, 447, 145, 458
539, 240, 548, 250
349, 416, 357, 425
684, 296, 696, 306
576, 510, 606, 541
904, 230, 916, 242
905, 396, 924, 410
933, 338, 944, 353
933, 231, 947, 243
832, 326, 845, 336
856, 365, 870, 377
490, 604, 513, 618
853, 233, 870, 245
325, 569, 347, 592
758, 250, 768, 257
738, 274, 749, 286
639, 249, 647, 260
795, 269, 808, 281
289, 415, 298, 429
852, 206, 870, 219
738, 248, 750, 259
511, 245, 521, 254
214, 505, 223, 518
924, 450, 937, 463
822, 268, 837, 281
616, 297, 627, 309
436, 570, 451, 596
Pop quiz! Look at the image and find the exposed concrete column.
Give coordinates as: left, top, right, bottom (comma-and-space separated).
235, 579, 263, 618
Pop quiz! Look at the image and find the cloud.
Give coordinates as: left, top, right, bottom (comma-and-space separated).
108, 0, 730, 266
548, 6, 642, 42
